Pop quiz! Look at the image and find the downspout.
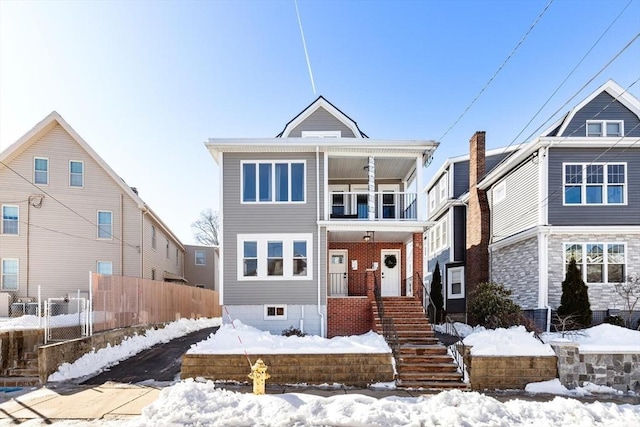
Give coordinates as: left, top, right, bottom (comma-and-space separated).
140, 207, 148, 278
316, 146, 325, 337
120, 194, 124, 276
26, 199, 30, 297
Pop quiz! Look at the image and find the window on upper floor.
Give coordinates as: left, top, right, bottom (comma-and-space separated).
195, 250, 206, 266
428, 189, 436, 213
439, 175, 448, 203
151, 226, 157, 249
97, 211, 112, 239
565, 243, 625, 284
1, 259, 18, 290
97, 261, 113, 275
586, 120, 623, 137
242, 161, 305, 203
238, 234, 313, 280
69, 161, 84, 187
2, 205, 18, 235
428, 217, 448, 255
564, 163, 626, 205
176, 248, 179, 266
34, 157, 48, 185
493, 181, 506, 204
166, 239, 170, 259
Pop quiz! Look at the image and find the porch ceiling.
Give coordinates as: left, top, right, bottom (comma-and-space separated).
328, 157, 416, 180
327, 229, 421, 243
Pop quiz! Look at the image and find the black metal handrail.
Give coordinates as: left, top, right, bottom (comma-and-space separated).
373, 275, 400, 357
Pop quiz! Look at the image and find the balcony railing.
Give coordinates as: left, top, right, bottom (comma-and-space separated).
329, 191, 417, 221
328, 272, 367, 296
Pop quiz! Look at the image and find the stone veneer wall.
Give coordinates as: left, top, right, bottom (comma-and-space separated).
490, 236, 539, 309
552, 342, 640, 392
547, 233, 640, 310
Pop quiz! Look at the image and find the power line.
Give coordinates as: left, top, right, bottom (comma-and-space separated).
294, 0, 316, 95
437, 0, 554, 142
16, 219, 124, 245
0, 159, 140, 251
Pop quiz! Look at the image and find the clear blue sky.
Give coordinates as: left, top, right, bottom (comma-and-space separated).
1, 0, 639, 244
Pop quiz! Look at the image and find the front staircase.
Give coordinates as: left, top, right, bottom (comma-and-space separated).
373, 297, 468, 390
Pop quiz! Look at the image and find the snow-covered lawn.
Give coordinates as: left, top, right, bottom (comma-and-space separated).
541, 323, 640, 352
463, 325, 555, 356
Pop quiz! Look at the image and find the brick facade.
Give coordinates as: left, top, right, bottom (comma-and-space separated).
466, 131, 490, 311
327, 297, 372, 338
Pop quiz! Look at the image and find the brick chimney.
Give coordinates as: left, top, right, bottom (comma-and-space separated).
466, 131, 490, 316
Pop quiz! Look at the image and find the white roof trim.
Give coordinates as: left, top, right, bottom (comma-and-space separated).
556, 79, 640, 137
280, 98, 363, 138
0, 111, 184, 249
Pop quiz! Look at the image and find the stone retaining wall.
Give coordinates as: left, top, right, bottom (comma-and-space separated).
0, 329, 43, 375
552, 342, 640, 392
181, 353, 394, 387
469, 355, 558, 390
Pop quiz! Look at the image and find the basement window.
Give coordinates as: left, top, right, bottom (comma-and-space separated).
264, 305, 287, 320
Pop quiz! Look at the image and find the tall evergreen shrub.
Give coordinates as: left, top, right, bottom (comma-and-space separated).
430, 262, 445, 323
558, 258, 592, 328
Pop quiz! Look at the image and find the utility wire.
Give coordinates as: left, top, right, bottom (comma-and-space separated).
0, 159, 140, 251
16, 219, 123, 245
294, 0, 316, 95
437, 0, 554, 142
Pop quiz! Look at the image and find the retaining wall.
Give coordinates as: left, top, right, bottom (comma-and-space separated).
181, 353, 394, 387
468, 355, 558, 390
0, 329, 43, 375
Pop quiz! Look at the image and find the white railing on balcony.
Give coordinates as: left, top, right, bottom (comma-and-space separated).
329, 191, 417, 220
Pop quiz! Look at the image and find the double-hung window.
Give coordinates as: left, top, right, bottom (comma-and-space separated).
69, 161, 84, 187
97, 211, 112, 239
242, 161, 305, 203
447, 267, 465, 299
97, 261, 113, 275
238, 234, 312, 280
564, 163, 626, 205
34, 157, 48, 185
2, 205, 18, 235
586, 120, 623, 137
151, 226, 157, 249
565, 243, 626, 284
1, 259, 18, 290
195, 250, 206, 266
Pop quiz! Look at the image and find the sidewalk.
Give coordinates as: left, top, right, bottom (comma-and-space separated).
1, 381, 638, 424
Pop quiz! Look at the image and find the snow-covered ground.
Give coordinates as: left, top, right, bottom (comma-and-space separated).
39, 319, 640, 426
463, 325, 555, 356
542, 323, 640, 352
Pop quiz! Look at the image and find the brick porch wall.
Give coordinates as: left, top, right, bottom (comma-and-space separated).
327, 297, 372, 338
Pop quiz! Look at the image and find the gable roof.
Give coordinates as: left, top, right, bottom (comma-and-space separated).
0, 111, 184, 249
550, 79, 640, 137
276, 96, 368, 138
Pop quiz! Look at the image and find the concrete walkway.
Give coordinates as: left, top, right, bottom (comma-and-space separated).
1, 381, 638, 423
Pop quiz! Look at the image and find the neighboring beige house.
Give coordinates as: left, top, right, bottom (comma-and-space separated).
184, 245, 218, 290
0, 111, 185, 311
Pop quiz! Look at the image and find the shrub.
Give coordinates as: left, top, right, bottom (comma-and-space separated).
468, 282, 522, 329
603, 315, 625, 327
281, 326, 306, 337
429, 262, 445, 323
557, 258, 592, 328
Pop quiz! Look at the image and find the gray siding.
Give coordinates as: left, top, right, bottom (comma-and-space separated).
222, 152, 325, 305
222, 304, 325, 336
490, 236, 540, 309
491, 158, 539, 241
547, 148, 640, 226
560, 92, 640, 137
427, 249, 449, 278
287, 107, 357, 138
453, 206, 466, 262
184, 246, 216, 290
452, 161, 469, 198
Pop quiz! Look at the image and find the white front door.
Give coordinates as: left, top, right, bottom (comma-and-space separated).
405, 241, 413, 297
329, 250, 348, 295
381, 249, 401, 296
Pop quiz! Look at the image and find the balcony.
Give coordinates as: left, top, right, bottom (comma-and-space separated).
329, 191, 417, 221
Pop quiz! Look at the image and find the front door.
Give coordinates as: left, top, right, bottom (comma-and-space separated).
381, 249, 401, 296
329, 250, 348, 295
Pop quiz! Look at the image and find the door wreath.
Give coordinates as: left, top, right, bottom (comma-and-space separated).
384, 254, 397, 269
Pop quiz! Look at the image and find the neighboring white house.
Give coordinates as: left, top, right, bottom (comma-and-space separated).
0, 111, 186, 313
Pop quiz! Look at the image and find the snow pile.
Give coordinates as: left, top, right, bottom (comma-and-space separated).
48, 317, 221, 382
526, 379, 624, 396
463, 326, 555, 356
188, 320, 391, 354
543, 324, 640, 352
127, 379, 640, 427
433, 322, 485, 337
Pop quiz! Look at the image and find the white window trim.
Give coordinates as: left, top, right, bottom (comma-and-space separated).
494, 181, 506, 204
447, 266, 465, 299
264, 304, 287, 320
240, 160, 307, 204
301, 131, 341, 138
428, 217, 448, 256
166, 239, 170, 259
438, 175, 448, 203
151, 226, 157, 250
428, 189, 436, 213
34, 157, 49, 185
96, 261, 113, 275
1, 258, 19, 291
69, 160, 84, 188
563, 242, 627, 284
195, 250, 206, 266
586, 120, 624, 137
97, 210, 113, 239
237, 233, 313, 281
562, 162, 627, 206
1, 204, 19, 236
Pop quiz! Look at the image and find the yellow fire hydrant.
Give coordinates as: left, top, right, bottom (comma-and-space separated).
248, 358, 271, 395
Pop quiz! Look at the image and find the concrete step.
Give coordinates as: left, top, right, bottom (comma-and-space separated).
397, 380, 470, 390
398, 345, 449, 356
397, 354, 454, 364
397, 363, 459, 373
397, 372, 464, 382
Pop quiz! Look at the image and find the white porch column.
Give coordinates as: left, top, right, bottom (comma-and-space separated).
367, 156, 375, 220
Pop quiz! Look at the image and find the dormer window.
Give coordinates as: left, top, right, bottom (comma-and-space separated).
586, 120, 623, 137
301, 131, 341, 138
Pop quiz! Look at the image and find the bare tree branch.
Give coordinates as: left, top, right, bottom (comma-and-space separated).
191, 209, 219, 246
